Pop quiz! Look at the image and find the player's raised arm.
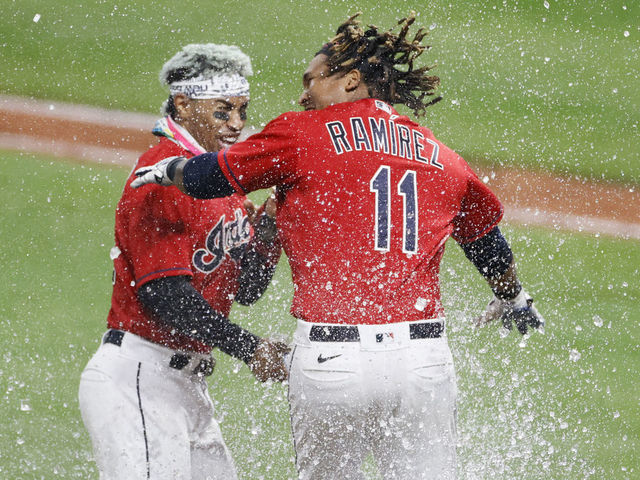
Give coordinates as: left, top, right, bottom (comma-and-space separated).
131, 152, 238, 199
130, 155, 188, 191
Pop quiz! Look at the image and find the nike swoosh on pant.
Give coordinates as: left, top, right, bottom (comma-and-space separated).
317, 354, 342, 363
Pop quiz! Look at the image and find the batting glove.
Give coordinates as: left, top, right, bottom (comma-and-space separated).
130, 156, 185, 188
476, 289, 545, 335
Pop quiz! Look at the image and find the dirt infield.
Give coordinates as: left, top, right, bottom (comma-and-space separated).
2, 94, 638, 240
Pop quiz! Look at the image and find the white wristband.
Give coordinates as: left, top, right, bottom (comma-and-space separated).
506, 289, 529, 308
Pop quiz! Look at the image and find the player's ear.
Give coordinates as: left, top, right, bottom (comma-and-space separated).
344, 69, 363, 92
173, 94, 192, 120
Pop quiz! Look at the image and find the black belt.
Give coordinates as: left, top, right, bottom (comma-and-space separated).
103, 329, 214, 376
308, 321, 444, 342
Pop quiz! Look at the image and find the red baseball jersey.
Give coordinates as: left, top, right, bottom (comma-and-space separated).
218, 99, 503, 324
108, 137, 257, 352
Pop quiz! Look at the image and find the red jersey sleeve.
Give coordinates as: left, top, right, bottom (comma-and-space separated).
124, 182, 196, 287
217, 113, 302, 193
452, 167, 504, 244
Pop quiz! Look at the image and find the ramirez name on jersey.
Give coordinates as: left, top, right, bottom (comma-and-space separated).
325, 103, 443, 169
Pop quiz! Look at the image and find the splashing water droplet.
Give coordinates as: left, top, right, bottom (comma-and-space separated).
593, 315, 603, 327
110, 246, 122, 260
569, 349, 581, 362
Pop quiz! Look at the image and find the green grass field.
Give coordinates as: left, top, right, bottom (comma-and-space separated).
2, 0, 638, 183
1, 151, 638, 479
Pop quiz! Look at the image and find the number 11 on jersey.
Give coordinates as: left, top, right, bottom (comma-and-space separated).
370, 166, 418, 255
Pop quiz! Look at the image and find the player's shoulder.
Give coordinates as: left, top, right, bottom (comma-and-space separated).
401, 126, 473, 183
251, 110, 307, 142
408, 123, 468, 170
265, 109, 308, 127
263, 99, 378, 126
268, 101, 366, 125
137, 137, 190, 167
312, 98, 379, 120
122, 139, 192, 201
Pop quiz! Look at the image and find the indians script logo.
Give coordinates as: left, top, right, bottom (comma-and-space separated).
193, 209, 251, 273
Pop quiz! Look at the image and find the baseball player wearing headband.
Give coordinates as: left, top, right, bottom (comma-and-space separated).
79, 44, 288, 480
132, 15, 544, 480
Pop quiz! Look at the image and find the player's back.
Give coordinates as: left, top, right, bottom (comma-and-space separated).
275, 99, 502, 324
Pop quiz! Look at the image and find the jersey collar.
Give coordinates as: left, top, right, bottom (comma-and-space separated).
152, 116, 206, 155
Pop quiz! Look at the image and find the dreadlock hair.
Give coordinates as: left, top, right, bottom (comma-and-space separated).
319, 12, 441, 116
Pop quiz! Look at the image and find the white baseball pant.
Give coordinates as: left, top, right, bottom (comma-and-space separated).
78, 330, 237, 480
287, 319, 457, 480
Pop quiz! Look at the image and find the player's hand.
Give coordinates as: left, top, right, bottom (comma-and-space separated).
475, 289, 544, 335
244, 187, 277, 220
263, 187, 277, 218
248, 339, 290, 382
243, 199, 259, 223
244, 187, 278, 243
130, 156, 185, 188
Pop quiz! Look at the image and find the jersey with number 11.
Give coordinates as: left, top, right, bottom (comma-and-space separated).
218, 98, 503, 324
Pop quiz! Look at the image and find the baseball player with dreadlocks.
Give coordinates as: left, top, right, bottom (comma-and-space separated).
132, 14, 544, 480
79, 44, 288, 480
